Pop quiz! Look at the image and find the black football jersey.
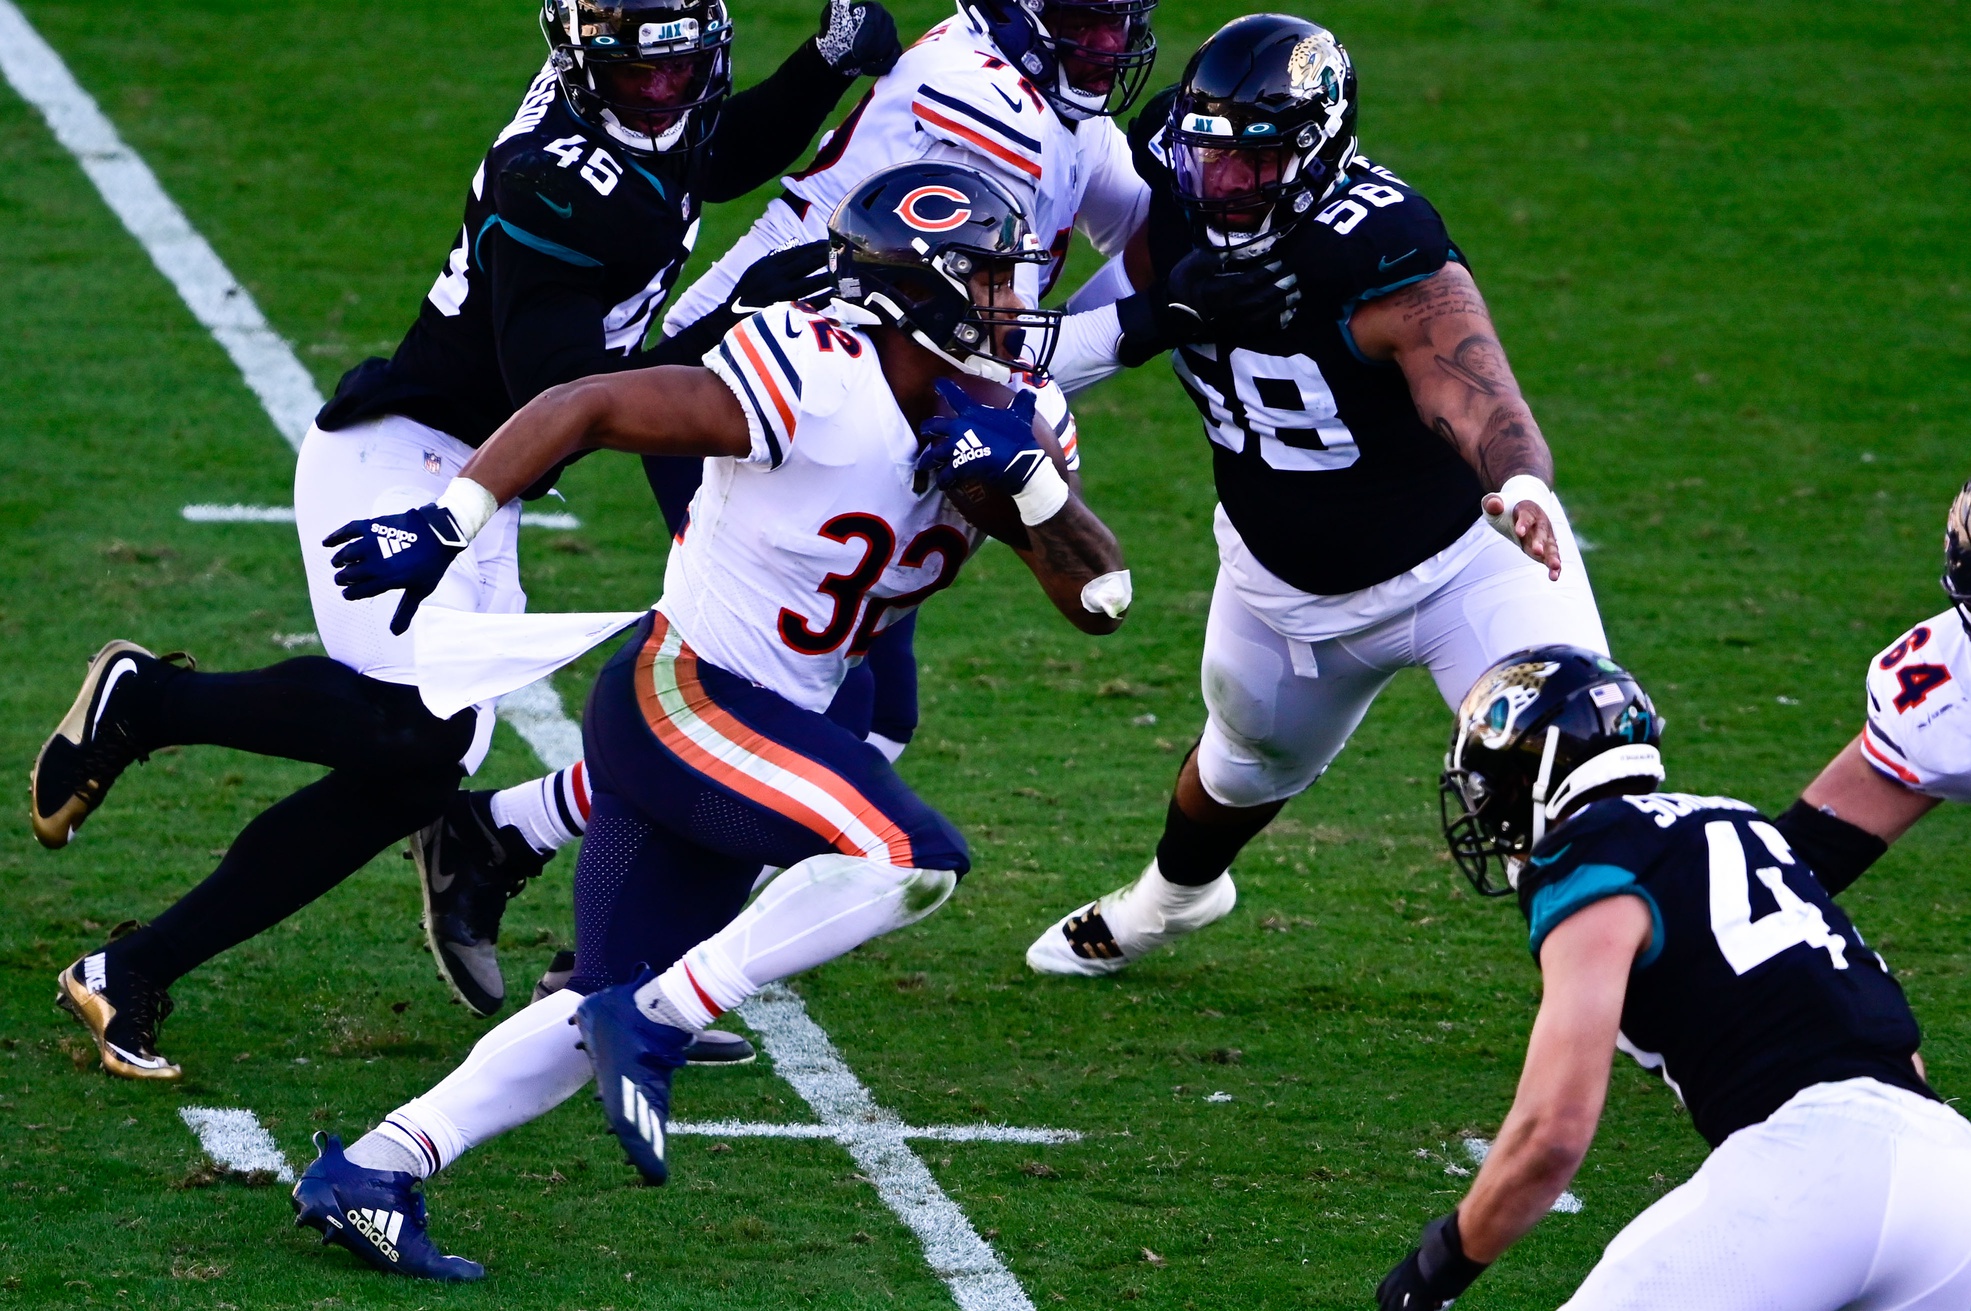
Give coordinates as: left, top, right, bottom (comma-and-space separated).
1130, 87, 1483, 595
319, 46, 851, 467
1518, 792, 1934, 1147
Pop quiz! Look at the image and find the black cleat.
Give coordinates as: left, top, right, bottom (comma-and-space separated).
30, 641, 189, 849
410, 789, 549, 1018
533, 951, 755, 1065
55, 937, 180, 1080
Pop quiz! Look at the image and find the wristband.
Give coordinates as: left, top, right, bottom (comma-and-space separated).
1012, 459, 1070, 526
435, 477, 499, 542
1080, 569, 1132, 618
1484, 473, 1554, 542
1417, 1211, 1489, 1297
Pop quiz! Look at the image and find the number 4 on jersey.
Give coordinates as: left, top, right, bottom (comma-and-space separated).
1706, 821, 1848, 975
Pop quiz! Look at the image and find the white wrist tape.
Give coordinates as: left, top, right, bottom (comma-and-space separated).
435, 477, 500, 542
1012, 459, 1071, 526
1484, 474, 1554, 541
1080, 569, 1133, 618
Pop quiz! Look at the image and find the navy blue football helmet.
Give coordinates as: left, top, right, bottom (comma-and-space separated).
827, 161, 1060, 380
962, 0, 1157, 121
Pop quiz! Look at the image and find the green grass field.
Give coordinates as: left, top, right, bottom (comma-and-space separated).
3, 0, 1968, 1306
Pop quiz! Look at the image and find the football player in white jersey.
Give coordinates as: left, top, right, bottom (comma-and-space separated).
280, 163, 1131, 1281
1772, 480, 1971, 896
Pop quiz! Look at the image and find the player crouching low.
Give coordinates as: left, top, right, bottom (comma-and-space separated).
1377, 646, 1971, 1310
284, 161, 1130, 1279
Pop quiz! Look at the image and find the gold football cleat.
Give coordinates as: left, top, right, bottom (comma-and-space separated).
56, 950, 182, 1080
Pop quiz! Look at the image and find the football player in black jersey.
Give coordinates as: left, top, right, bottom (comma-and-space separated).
1376, 646, 1971, 1310
31, 0, 902, 1077
1026, 14, 1610, 975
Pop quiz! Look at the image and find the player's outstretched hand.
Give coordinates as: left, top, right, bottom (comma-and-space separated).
1483, 492, 1563, 581
916, 380, 1047, 495
323, 504, 469, 635
1375, 1213, 1488, 1311
729, 239, 833, 315
815, 0, 901, 78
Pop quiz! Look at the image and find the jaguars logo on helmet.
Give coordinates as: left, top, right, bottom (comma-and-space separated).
540, 0, 734, 155
1441, 645, 1665, 896
1167, 14, 1357, 253
827, 162, 1061, 383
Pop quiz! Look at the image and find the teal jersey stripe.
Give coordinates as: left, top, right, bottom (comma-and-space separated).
1528, 863, 1664, 969
474, 213, 603, 269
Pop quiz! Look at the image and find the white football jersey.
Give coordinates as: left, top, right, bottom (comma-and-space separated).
664, 304, 1073, 711
1861, 610, 1971, 801
782, 8, 1147, 299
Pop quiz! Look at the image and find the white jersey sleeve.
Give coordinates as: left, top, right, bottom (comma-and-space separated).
907, 58, 1049, 192
703, 307, 853, 469
1021, 372, 1079, 471
1861, 611, 1971, 801
1072, 115, 1149, 260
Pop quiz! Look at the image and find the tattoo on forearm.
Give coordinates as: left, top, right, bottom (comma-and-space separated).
1433, 334, 1511, 398
1476, 404, 1553, 487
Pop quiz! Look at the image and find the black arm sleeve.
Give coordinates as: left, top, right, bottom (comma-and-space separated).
1771, 799, 1890, 897
698, 39, 855, 203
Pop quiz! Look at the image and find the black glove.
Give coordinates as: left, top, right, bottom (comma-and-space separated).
1376, 1213, 1489, 1311
730, 239, 833, 314
1114, 247, 1301, 367
814, 0, 901, 78
656, 240, 834, 365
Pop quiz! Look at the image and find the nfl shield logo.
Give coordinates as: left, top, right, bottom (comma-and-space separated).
423, 451, 441, 475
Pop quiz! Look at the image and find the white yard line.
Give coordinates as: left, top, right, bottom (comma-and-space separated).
0, 0, 321, 449
740, 985, 1042, 1311
179, 1108, 295, 1182
672, 1119, 1080, 1146
11, 17, 1055, 1305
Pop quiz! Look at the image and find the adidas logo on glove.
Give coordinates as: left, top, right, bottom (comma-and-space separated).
346, 1206, 405, 1263
949, 431, 989, 469
372, 523, 421, 559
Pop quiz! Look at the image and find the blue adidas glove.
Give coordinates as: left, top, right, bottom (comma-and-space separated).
323, 503, 469, 635
915, 379, 1068, 526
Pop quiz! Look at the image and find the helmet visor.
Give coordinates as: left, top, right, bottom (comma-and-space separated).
1171, 138, 1321, 233
590, 49, 724, 136
1043, 0, 1156, 105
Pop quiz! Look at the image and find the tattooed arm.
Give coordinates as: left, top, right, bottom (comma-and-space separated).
1349, 262, 1563, 579
1011, 496, 1129, 635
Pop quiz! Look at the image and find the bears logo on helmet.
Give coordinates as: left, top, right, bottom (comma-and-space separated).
895, 186, 974, 233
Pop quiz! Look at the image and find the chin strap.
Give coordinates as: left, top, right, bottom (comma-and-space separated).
1528, 725, 1562, 849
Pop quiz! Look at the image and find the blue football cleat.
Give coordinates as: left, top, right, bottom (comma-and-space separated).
575, 974, 692, 1185
291, 1133, 484, 1282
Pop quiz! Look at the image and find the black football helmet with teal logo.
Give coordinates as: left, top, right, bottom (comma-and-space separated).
1441, 646, 1665, 896
541, 0, 734, 156
1168, 14, 1357, 253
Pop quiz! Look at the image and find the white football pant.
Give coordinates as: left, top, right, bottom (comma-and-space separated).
1195, 511, 1608, 809
293, 414, 525, 772
1563, 1078, 1971, 1310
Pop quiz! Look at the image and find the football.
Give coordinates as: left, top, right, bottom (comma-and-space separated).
931, 374, 1072, 547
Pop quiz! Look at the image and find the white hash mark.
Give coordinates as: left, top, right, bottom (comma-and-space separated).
1463, 1137, 1583, 1212
179, 1107, 295, 1182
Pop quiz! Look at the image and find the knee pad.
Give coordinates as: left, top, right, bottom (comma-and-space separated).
1196, 718, 1323, 810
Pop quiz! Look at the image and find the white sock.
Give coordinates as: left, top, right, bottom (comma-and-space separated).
490, 761, 591, 855
866, 733, 908, 764
634, 853, 957, 1029
351, 988, 589, 1178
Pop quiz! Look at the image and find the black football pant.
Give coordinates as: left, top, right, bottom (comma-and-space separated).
107, 656, 473, 988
